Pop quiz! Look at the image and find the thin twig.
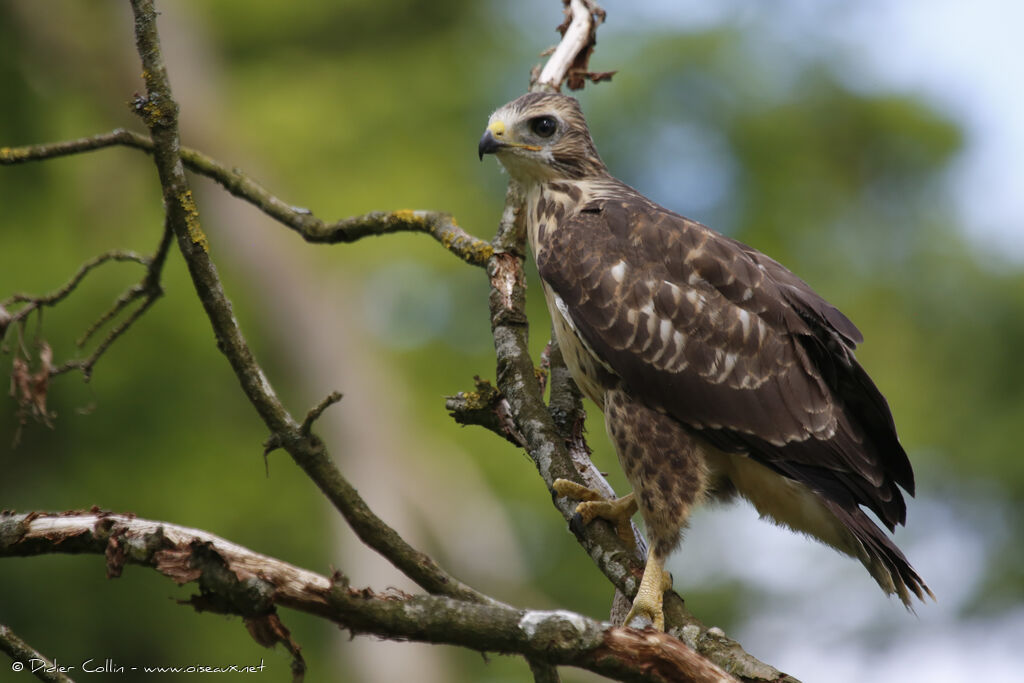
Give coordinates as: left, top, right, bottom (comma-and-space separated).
1, 220, 174, 384
0, 622, 76, 683
52, 291, 159, 380
300, 391, 343, 436
2, 250, 149, 312
76, 223, 174, 350
0, 128, 151, 163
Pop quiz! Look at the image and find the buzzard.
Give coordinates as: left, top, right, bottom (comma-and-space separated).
478, 92, 931, 630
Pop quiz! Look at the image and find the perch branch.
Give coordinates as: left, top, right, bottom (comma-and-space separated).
0, 511, 738, 683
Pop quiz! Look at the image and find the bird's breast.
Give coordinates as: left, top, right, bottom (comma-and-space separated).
524, 181, 590, 259
526, 180, 620, 406
542, 283, 613, 408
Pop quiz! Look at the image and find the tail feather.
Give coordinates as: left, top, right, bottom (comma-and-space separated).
824, 499, 934, 607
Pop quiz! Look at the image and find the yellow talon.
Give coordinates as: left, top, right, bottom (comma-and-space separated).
552, 478, 638, 549
623, 546, 673, 630
553, 479, 672, 631
552, 478, 603, 502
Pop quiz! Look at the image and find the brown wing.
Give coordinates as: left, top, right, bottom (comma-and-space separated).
536, 187, 914, 531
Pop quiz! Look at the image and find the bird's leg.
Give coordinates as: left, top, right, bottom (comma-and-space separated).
623, 545, 673, 630
601, 387, 710, 632
552, 478, 638, 549
553, 478, 674, 630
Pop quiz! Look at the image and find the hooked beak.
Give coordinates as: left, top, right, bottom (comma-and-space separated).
478, 126, 505, 160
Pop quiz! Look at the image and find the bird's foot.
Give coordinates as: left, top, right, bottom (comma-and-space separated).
623, 547, 673, 631
552, 478, 638, 548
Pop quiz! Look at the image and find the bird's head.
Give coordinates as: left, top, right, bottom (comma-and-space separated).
478, 92, 607, 184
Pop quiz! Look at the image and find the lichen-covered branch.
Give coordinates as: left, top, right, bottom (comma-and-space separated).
125, 0, 493, 609
445, 376, 526, 447
0, 511, 738, 683
0, 622, 76, 683
1, 133, 491, 268
0, 129, 152, 163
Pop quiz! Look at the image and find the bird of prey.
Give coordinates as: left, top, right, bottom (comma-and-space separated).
478, 92, 931, 630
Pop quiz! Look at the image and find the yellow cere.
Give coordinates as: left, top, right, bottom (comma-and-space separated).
487, 120, 541, 151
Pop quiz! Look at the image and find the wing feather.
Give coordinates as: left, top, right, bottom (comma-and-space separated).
537, 189, 912, 529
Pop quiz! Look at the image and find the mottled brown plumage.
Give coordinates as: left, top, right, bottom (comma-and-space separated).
479, 92, 931, 627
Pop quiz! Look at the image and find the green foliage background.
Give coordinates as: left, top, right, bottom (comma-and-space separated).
2, 1, 1021, 681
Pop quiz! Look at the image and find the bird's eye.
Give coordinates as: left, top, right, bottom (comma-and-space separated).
529, 116, 557, 138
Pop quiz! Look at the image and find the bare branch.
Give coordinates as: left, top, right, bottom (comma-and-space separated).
547, 339, 638, 520
486, 184, 652, 608
296, 210, 493, 266
0, 511, 739, 683
0, 129, 151, 163
52, 290, 157, 381
2, 218, 174, 386
0, 623, 76, 683
299, 391, 344, 436
2, 251, 149, 312
76, 223, 174, 349
0, 511, 331, 609
536, 0, 611, 92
